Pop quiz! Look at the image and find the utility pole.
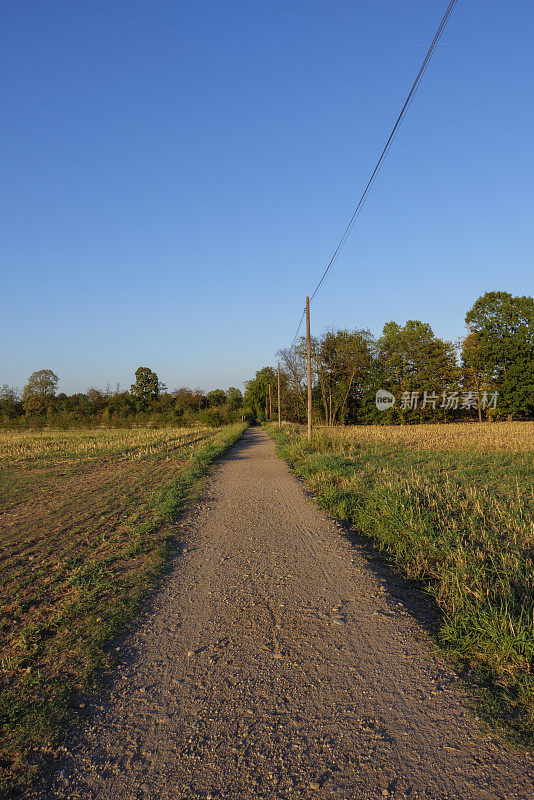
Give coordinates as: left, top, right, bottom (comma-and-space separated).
277, 361, 281, 429
306, 296, 312, 443
268, 383, 272, 419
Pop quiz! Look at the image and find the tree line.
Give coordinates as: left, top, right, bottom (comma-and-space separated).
244, 291, 534, 424
0, 366, 250, 429
2, 291, 532, 429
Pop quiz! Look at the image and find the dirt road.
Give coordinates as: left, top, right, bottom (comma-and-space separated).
32, 428, 533, 799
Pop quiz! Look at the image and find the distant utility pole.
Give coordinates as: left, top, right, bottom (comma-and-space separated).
268, 384, 272, 419
277, 362, 281, 429
306, 296, 312, 443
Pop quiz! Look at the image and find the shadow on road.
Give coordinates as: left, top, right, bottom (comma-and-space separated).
339, 523, 443, 638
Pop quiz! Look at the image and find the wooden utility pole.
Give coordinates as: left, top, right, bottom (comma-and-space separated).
277, 362, 281, 428
268, 384, 272, 419
306, 296, 312, 443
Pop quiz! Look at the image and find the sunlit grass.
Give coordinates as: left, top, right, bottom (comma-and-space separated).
268, 421, 534, 744
314, 420, 534, 451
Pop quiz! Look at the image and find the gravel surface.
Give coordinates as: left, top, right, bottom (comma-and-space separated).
28, 427, 534, 799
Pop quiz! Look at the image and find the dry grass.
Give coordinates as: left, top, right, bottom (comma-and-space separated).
314, 420, 534, 452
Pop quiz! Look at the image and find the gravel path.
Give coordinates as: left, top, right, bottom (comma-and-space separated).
31, 427, 533, 800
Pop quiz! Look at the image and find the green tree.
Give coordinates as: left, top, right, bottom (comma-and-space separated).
459, 332, 494, 422
226, 387, 243, 410
276, 347, 308, 423
206, 389, 227, 407
173, 387, 205, 419
376, 321, 458, 422
312, 328, 375, 425
0, 385, 20, 420
244, 367, 277, 422
22, 369, 59, 415
465, 291, 534, 417
130, 367, 161, 411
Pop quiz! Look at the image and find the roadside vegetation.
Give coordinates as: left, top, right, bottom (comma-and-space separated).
0, 423, 246, 797
266, 421, 534, 744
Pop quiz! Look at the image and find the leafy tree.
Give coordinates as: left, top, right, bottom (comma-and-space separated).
226, 387, 243, 410
276, 347, 308, 422
130, 367, 161, 411
173, 387, 205, 417
154, 391, 176, 414
0, 385, 20, 419
312, 328, 375, 425
375, 321, 458, 422
198, 406, 224, 427
22, 369, 59, 415
465, 291, 534, 417
244, 367, 277, 422
206, 389, 226, 407
106, 390, 135, 419
86, 387, 107, 412
459, 332, 494, 422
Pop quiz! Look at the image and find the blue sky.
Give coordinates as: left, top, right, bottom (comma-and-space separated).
1, 0, 533, 394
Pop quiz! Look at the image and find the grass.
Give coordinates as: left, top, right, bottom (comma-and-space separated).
266, 421, 534, 745
0, 423, 247, 797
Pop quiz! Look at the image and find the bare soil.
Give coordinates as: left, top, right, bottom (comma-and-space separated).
27, 428, 534, 799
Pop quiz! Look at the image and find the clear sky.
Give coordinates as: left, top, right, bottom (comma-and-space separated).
1, 0, 533, 395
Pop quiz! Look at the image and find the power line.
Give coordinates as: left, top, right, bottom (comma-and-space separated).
291, 0, 458, 345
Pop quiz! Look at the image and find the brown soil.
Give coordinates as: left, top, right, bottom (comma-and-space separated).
27, 428, 534, 799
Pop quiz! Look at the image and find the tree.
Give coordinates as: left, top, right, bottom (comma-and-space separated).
244, 367, 277, 422
206, 389, 226, 407
226, 387, 243, 410
376, 321, 458, 422
86, 387, 107, 412
312, 328, 375, 425
465, 291, 534, 417
276, 346, 308, 422
459, 332, 493, 422
130, 367, 161, 411
225, 387, 244, 420
173, 387, 205, 418
22, 369, 59, 415
0, 385, 20, 419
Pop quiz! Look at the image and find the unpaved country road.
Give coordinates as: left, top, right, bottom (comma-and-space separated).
31, 428, 534, 800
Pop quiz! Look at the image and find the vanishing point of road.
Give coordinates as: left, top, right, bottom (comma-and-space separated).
31, 428, 534, 800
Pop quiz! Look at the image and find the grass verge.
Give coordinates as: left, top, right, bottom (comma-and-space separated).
0, 423, 246, 797
266, 422, 534, 745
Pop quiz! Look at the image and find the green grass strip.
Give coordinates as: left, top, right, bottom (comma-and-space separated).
266, 424, 534, 747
